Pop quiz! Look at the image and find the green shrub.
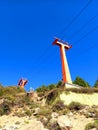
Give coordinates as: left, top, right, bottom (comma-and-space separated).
66, 88, 98, 94
0, 107, 4, 115
36, 85, 48, 93
56, 81, 63, 88
0, 103, 11, 115
46, 89, 60, 105
85, 120, 98, 130
38, 106, 52, 118
15, 121, 21, 125
52, 100, 65, 112
24, 120, 29, 124
0, 86, 26, 98
25, 110, 32, 117
68, 102, 83, 111
0, 86, 3, 96
93, 79, 98, 88
85, 123, 95, 130
48, 84, 56, 90
73, 76, 90, 88
47, 121, 61, 130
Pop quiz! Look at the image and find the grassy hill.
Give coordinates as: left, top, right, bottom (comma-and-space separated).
0, 84, 98, 130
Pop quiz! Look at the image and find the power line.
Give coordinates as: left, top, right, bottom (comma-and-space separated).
68, 13, 98, 39
79, 42, 98, 56
37, 44, 51, 62
59, 0, 93, 39
33, 0, 94, 67
74, 25, 98, 43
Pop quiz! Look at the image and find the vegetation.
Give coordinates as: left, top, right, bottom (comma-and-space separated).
68, 101, 83, 111
0, 85, 26, 115
52, 100, 65, 112
73, 76, 90, 87
46, 121, 61, 130
36, 81, 63, 93
66, 87, 98, 94
0, 86, 26, 97
85, 120, 98, 130
93, 79, 98, 88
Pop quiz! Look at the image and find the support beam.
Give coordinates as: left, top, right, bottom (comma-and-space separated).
52, 38, 72, 84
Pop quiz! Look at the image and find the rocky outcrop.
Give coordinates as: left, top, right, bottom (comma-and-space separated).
57, 115, 72, 129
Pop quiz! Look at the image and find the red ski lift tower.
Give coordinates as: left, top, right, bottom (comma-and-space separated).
52, 38, 72, 84
18, 78, 28, 89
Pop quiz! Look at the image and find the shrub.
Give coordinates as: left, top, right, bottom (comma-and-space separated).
0, 86, 26, 98
56, 81, 63, 88
0, 103, 11, 115
93, 79, 98, 88
24, 120, 29, 124
48, 84, 56, 90
25, 110, 32, 117
46, 89, 59, 105
66, 88, 98, 94
52, 100, 65, 112
85, 120, 98, 130
73, 76, 90, 87
47, 121, 61, 130
68, 102, 83, 111
38, 106, 52, 119
36, 85, 48, 93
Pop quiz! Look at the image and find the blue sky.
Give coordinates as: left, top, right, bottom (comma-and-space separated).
0, 0, 98, 91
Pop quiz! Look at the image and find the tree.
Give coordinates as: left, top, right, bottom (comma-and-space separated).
73, 76, 90, 88
36, 85, 48, 92
56, 81, 63, 88
93, 79, 98, 88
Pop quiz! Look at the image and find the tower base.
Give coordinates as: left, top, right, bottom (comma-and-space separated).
65, 82, 82, 89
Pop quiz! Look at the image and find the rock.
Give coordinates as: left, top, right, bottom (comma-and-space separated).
89, 128, 96, 130
33, 107, 40, 115
23, 120, 48, 130
0, 99, 4, 105
40, 116, 48, 126
57, 115, 72, 129
67, 112, 73, 117
51, 112, 59, 119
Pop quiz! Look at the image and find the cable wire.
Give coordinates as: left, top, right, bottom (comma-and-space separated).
58, 0, 93, 39
74, 25, 98, 43
68, 13, 98, 39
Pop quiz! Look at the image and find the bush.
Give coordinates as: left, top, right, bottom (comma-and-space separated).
52, 100, 65, 112
46, 89, 59, 105
36, 85, 48, 93
56, 81, 63, 88
25, 110, 32, 117
73, 76, 90, 88
0, 102, 11, 115
48, 84, 56, 90
38, 106, 52, 118
68, 102, 83, 111
66, 88, 98, 94
85, 120, 98, 130
0, 86, 26, 98
93, 79, 98, 88
47, 121, 61, 130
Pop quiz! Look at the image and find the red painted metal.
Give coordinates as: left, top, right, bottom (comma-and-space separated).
18, 78, 28, 89
52, 38, 72, 83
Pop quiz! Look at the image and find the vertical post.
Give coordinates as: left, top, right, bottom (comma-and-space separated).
60, 45, 72, 83
52, 38, 72, 84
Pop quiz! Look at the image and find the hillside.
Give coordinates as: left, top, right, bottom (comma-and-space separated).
0, 85, 98, 130
60, 92, 98, 106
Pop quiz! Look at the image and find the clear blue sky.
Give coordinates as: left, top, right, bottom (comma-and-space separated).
0, 0, 98, 91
